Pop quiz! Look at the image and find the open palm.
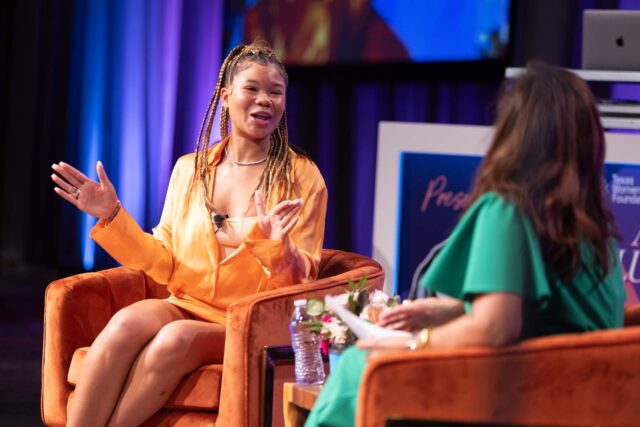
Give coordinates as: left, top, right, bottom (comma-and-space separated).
51, 161, 119, 219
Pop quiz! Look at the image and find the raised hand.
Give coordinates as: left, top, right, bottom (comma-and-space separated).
51, 161, 119, 220
254, 189, 303, 241
376, 297, 464, 332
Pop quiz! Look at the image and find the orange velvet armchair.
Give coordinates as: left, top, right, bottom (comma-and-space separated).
356, 305, 640, 427
41, 249, 384, 427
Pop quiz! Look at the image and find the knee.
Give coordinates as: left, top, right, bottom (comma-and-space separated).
95, 307, 154, 355
144, 323, 193, 373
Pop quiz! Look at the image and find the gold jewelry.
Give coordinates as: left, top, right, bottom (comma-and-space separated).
107, 200, 121, 222
408, 328, 431, 351
101, 200, 121, 225
224, 146, 268, 166
71, 187, 80, 199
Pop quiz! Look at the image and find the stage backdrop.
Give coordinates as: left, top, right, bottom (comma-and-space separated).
373, 122, 640, 302
65, 0, 224, 270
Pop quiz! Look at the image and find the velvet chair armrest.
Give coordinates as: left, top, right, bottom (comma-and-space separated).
356, 326, 640, 427
217, 249, 385, 427
624, 303, 640, 326
41, 267, 164, 427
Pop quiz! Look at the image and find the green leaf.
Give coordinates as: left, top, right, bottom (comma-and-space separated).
302, 320, 324, 334
357, 275, 367, 288
306, 299, 326, 317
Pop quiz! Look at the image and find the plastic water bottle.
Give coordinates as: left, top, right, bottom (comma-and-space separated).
289, 299, 325, 384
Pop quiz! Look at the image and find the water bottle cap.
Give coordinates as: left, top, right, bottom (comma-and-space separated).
293, 299, 307, 307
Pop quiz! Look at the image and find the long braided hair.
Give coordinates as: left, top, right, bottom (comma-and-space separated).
190, 40, 297, 209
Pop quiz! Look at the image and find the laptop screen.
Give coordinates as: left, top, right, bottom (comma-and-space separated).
582, 9, 640, 71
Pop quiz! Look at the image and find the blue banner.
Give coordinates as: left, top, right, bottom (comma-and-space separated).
396, 152, 640, 302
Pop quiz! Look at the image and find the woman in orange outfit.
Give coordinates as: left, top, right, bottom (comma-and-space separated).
51, 40, 327, 427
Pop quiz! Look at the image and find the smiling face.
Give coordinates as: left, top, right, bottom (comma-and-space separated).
221, 62, 286, 145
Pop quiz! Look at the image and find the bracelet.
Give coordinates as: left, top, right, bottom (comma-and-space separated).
408, 327, 431, 351
102, 200, 121, 225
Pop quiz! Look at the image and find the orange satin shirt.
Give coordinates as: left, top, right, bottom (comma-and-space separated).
91, 138, 327, 324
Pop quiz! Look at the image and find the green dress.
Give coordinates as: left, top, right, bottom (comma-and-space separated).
305, 192, 625, 427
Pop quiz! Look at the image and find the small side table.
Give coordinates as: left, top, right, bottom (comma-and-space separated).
282, 383, 322, 427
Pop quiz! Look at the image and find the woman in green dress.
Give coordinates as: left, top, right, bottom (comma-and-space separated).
305, 63, 625, 427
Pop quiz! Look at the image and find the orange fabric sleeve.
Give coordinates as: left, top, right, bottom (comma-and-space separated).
89, 160, 182, 285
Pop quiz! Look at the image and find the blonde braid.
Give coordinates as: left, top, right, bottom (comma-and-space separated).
220, 106, 229, 140
257, 110, 294, 200
280, 112, 294, 197
189, 45, 246, 202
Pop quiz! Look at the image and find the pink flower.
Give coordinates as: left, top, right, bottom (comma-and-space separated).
320, 338, 330, 356
306, 279, 397, 350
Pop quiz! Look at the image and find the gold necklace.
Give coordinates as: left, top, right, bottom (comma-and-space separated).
224, 146, 268, 166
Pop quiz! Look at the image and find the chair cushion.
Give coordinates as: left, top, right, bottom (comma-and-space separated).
67, 347, 223, 411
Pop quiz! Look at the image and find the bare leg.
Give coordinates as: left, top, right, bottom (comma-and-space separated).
67, 300, 190, 427
106, 319, 226, 427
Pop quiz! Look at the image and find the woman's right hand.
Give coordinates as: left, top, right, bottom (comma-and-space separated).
377, 297, 465, 332
51, 160, 119, 220
254, 190, 303, 241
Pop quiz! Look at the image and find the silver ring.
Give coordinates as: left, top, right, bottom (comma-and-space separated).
71, 187, 80, 199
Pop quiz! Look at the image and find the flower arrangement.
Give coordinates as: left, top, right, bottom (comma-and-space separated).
306, 275, 399, 356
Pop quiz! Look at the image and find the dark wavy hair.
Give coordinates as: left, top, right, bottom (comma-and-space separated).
468, 63, 618, 282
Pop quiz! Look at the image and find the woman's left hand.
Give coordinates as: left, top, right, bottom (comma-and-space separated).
377, 297, 464, 332
254, 190, 303, 240
356, 336, 414, 359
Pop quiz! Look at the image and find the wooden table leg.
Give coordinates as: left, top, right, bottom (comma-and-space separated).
283, 382, 321, 427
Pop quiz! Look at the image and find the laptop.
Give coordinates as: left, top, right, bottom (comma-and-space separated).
582, 10, 640, 71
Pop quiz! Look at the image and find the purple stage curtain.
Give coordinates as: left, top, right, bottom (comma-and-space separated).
65, 0, 222, 269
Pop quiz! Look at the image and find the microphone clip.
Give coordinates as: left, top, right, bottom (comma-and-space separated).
212, 212, 229, 232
